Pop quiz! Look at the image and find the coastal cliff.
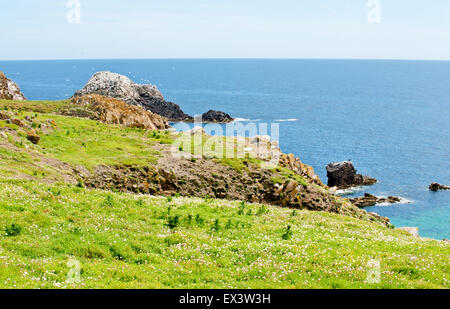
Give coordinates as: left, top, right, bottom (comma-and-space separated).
0, 71, 26, 101
0, 95, 388, 226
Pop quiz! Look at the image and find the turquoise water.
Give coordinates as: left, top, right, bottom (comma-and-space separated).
0, 59, 449, 239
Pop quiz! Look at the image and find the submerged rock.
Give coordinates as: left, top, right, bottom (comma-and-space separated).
429, 182, 450, 191
326, 161, 377, 189
0, 71, 26, 101
74, 71, 192, 121
70, 94, 169, 130
199, 110, 234, 123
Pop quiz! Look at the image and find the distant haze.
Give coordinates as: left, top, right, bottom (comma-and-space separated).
1, 0, 450, 60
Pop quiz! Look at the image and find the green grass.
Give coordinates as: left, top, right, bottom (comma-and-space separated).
0, 110, 170, 171
0, 179, 448, 289
273, 167, 309, 187
38, 114, 162, 169
0, 99, 69, 113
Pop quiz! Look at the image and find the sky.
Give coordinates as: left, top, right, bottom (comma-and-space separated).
1, 0, 450, 60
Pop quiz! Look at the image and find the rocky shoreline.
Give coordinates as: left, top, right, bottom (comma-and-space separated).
1, 70, 441, 232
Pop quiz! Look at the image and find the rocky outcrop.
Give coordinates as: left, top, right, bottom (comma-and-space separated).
26, 130, 40, 144
429, 182, 450, 191
80, 160, 388, 226
0, 72, 26, 101
199, 110, 234, 123
279, 153, 323, 186
350, 193, 401, 208
73, 72, 192, 121
326, 161, 377, 189
69, 94, 169, 130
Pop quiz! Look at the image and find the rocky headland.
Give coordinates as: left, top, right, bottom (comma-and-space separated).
74, 71, 234, 123
0, 72, 391, 227
0, 71, 26, 101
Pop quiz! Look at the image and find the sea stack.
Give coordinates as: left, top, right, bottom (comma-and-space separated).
198, 110, 234, 123
326, 161, 377, 189
0, 71, 26, 101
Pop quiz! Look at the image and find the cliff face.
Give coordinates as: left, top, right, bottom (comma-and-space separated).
74, 71, 193, 121
0, 71, 26, 101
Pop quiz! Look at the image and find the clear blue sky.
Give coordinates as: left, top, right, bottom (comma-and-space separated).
1, 0, 450, 60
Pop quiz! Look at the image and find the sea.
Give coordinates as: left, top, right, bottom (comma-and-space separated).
0, 59, 448, 239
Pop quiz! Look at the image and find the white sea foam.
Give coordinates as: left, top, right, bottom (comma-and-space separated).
376, 197, 414, 206
336, 186, 364, 195
275, 118, 299, 122
232, 118, 261, 122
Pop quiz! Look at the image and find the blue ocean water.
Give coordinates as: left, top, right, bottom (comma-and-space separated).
0, 59, 449, 239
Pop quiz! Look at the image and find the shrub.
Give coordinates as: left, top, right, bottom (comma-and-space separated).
237, 201, 246, 215
257, 205, 268, 216
186, 214, 193, 227
225, 219, 233, 230
282, 225, 293, 240
211, 219, 220, 232
101, 195, 114, 207
195, 214, 204, 226
166, 215, 180, 230
5, 223, 22, 237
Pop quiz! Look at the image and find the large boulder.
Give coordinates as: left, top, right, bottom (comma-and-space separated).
0, 71, 26, 101
74, 72, 192, 121
326, 161, 377, 189
70, 94, 170, 130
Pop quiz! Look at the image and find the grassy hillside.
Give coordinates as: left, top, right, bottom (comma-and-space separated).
0, 99, 448, 289
0, 179, 448, 289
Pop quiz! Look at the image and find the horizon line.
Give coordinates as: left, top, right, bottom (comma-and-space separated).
1, 57, 450, 62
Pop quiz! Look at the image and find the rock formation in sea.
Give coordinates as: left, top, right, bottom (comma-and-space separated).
73, 71, 192, 121
326, 161, 377, 189
199, 110, 234, 123
429, 182, 450, 191
68, 94, 170, 130
0, 71, 26, 101
350, 193, 401, 208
